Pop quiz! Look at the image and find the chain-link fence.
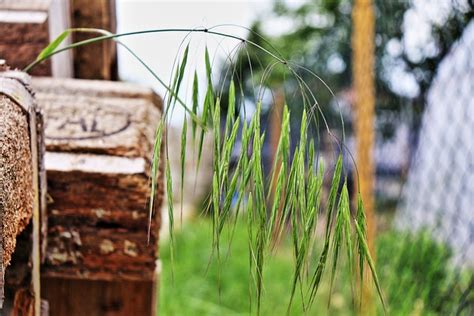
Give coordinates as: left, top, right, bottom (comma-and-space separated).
388, 18, 474, 315
396, 19, 474, 267
363, 3, 473, 314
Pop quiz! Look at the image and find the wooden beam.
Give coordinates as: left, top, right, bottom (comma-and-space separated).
0, 0, 73, 77
70, 0, 118, 80
41, 269, 158, 316
0, 69, 46, 316
33, 77, 163, 315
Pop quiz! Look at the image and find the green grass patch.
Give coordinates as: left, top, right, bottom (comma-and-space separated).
159, 217, 353, 315
159, 218, 472, 315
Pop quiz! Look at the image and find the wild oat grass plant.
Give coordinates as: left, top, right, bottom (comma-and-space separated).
27, 26, 386, 314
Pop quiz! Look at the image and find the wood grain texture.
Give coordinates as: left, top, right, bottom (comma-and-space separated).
70, 0, 118, 80
32, 76, 159, 101
0, 70, 45, 316
41, 272, 158, 316
34, 78, 164, 282
0, 14, 50, 76
0, 0, 72, 77
0, 0, 50, 11
0, 95, 33, 269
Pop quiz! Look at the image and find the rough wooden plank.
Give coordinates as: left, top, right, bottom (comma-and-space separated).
41, 270, 158, 316
34, 77, 164, 282
70, 0, 117, 80
4, 223, 35, 315
0, 69, 46, 316
38, 94, 157, 157
45, 226, 158, 281
0, 0, 72, 77
33, 76, 159, 101
0, 0, 50, 11
0, 14, 51, 76
0, 94, 33, 270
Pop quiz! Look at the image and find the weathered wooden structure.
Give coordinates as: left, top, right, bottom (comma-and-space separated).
0, 68, 47, 315
70, 0, 118, 80
0, 0, 118, 80
33, 77, 163, 315
0, 0, 72, 77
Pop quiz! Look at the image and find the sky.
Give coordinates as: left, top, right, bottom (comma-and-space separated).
116, 0, 466, 125
116, 0, 272, 125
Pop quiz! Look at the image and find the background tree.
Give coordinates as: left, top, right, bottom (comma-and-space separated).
219, 0, 473, 141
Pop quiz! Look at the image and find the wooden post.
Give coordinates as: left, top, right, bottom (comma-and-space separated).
0, 0, 73, 77
0, 68, 46, 316
33, 77, 163, 316
269, 89, 284, 172
70, 0, 118, 80
269, 89, 284, 243
352, 0, 376, 313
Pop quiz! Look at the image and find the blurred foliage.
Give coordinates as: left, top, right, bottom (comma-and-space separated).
218, 0, 473, 138
159, 218, 353, 315
159, 218, 472, 315
377, 230, 473, 315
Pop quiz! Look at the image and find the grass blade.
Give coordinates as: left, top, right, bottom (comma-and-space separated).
192, 71, 199, 140
148, 119, 164, 242
36, 30, 70, 61
354, 217, 387, 314
179, 117, 187, 225
308, 154, 343, 306
165, 157, 175, 279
